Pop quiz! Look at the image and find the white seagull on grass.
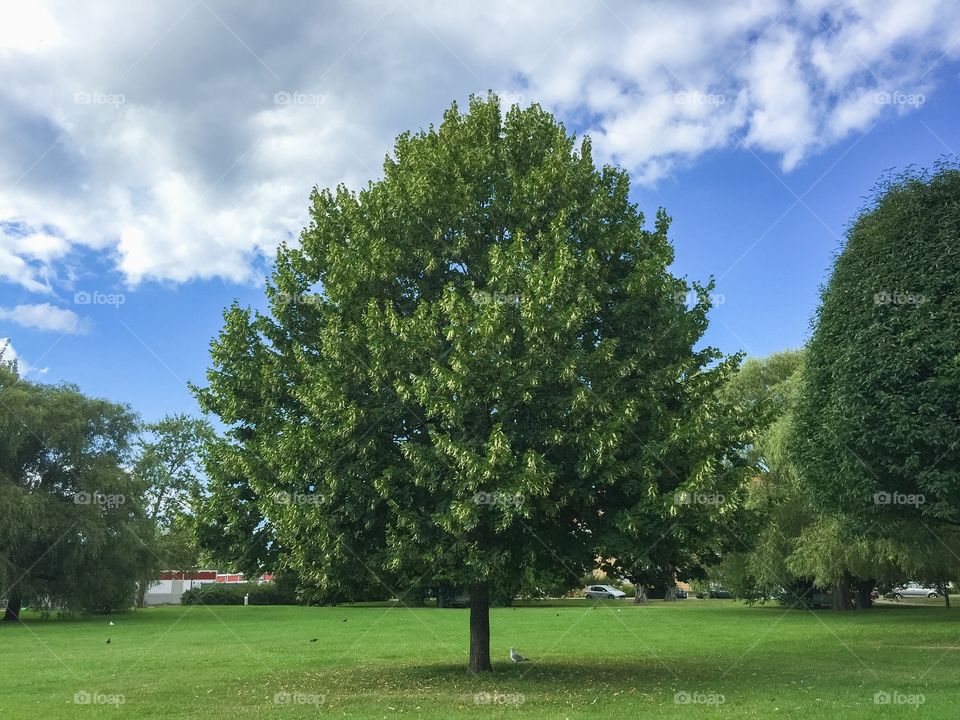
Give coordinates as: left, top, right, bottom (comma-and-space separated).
509, 647, 530, 663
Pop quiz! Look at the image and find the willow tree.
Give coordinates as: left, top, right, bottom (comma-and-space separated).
0, 355, 157, 619
196, 95, 731, 672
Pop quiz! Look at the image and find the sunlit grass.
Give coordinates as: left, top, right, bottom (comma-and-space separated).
2, 599, 958, 718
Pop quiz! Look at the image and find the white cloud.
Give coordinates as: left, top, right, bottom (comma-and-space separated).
12, 232, 68, 260
741, 28, 817, 171
0, 243, 52, 293
0, 1, 62, 52
0, 302, 90, 334
0, 0, 957, 287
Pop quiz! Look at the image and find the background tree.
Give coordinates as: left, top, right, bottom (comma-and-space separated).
719, 342, 960, 610
712, 351, 811, 603
711, 350, 894, 609
0, 359, 157, 620
596, 351, 755, 603
136, 414, 213, 527
193, 438, 278, 579
196, 94, 736, 671
132, 414, 212, 606
793, 163, 960, 530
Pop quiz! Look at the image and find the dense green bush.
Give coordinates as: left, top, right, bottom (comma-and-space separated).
180, 582, 300, 606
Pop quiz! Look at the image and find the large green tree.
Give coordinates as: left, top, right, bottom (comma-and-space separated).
196, 95, 735, 671
0, 355, 157, 619
793, 163, 960, 530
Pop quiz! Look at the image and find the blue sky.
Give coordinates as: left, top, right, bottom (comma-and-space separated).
1, 1, 959, 422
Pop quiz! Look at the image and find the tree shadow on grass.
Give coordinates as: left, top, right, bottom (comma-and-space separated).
385, 658, 749, 689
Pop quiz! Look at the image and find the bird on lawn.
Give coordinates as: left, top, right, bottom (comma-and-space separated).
109, 621, 115, 626
106, 638, 111, 644
509, 647, 530, 663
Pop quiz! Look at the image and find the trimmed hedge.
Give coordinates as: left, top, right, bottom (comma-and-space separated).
180, 582, 300, 606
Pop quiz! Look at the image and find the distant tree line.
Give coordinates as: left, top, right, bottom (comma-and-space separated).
0, 353, 211, 621
711, 163, 960, 609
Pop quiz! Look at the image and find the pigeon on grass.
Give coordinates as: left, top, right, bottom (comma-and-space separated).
509, 647, 530, 663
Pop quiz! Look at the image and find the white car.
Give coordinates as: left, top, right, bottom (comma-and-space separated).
891, 583, 940, 599
584, 584, 626, 599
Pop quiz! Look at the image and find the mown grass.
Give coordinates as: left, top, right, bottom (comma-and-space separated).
1, 599, 958, 718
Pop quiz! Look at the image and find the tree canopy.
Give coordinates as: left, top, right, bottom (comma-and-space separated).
196, 94, 746, 670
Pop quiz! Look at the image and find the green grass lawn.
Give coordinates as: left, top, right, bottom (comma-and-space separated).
2, 599, 958, 718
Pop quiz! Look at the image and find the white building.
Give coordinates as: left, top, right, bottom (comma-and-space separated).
143, 571, 259, 605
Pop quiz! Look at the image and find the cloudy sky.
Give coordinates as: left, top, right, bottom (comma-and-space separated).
1, 0, 959, 419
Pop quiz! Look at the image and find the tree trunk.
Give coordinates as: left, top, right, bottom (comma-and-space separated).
937, 582, 950, 608
853, 579, 875, 610
437, 584, 452, 609
634, 584, 647, 604
3, 592, 22, 622
468, 581, 492, 673
136, 578, 148, 608
832, 574, 852, 611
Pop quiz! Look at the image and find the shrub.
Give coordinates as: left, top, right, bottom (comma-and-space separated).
180, 582, 300, 606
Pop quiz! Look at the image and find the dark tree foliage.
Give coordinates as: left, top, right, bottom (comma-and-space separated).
0, 357, 157, 619
793, 163, 960, 527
